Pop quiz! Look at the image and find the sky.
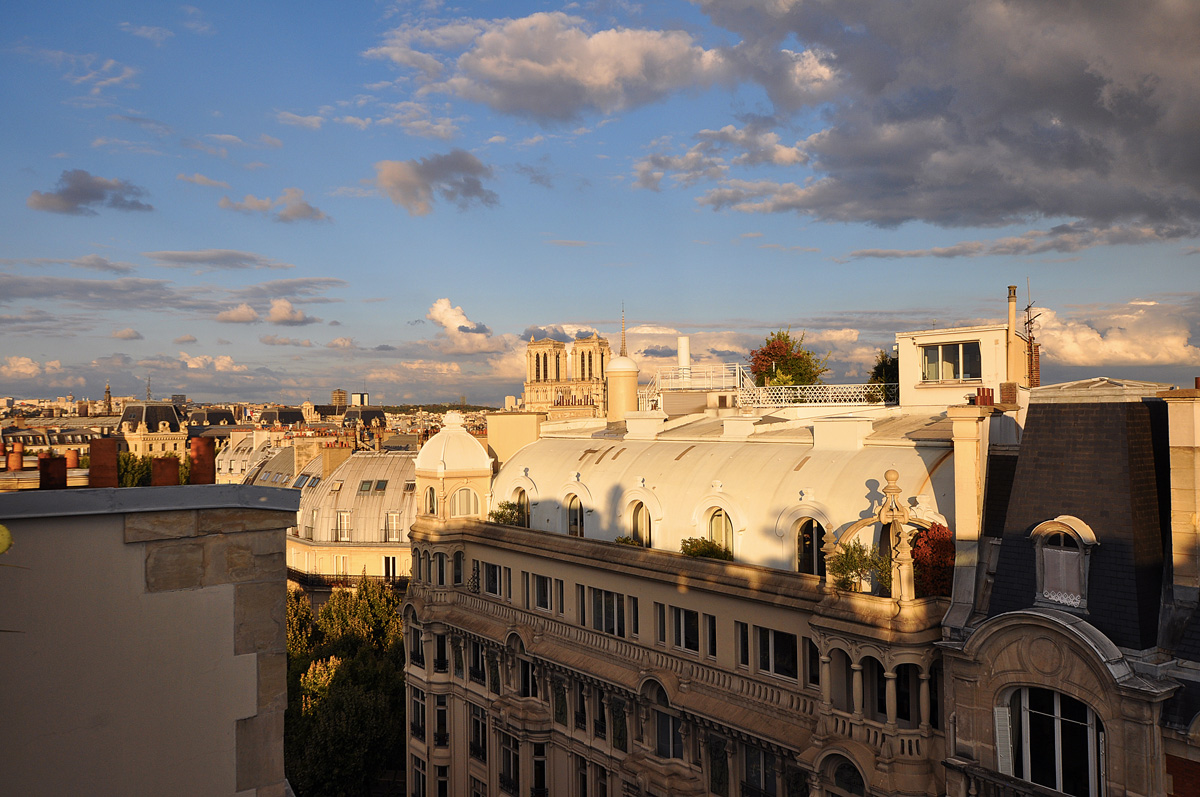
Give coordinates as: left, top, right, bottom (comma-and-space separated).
2, 0, 1199, 405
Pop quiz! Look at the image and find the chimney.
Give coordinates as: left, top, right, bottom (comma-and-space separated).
151, 457, 179, 486
39, 456, 67, 490
88, 438, 119, 488
1160, 384, 1200, 601
1030, 342, 1041, 388
189, 437, 216, 485
1008, 285, 1017, 334
677, 336, 691, 382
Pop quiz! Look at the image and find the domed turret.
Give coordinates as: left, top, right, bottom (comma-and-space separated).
415, 411, 493, 520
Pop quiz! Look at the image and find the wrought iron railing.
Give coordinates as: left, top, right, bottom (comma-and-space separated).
410, 721, 425, 742
469, 665, 486, 685
575, 713, 587, 731
499, 773, 518, 795
410, 649, 425, 668
433, 658, 449, 673
433, 732, 449, 747
943, 758, 1065, 797
469, 741, 487, 762
286, 567, 409, 590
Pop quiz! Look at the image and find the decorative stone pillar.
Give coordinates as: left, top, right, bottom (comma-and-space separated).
851, 662, 864, 722
884, 670, 898, 730
919, 670, 932, 735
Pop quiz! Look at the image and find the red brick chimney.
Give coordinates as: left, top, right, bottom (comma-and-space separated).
89, 438, 119, 488
188, 437, 216, 485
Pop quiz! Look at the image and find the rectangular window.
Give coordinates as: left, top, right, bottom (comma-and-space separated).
629, 596, 639, 637
535, 574, 552, 611
556, 579, 565, 616
411, 755, 427, 797
334, 554, 348, 576
744, 746, 777, 796
577, 755, 589, 797
736, 621, 749, 668
655, 602, 666, 645
469, 703, 488, 762
330, 479, 342, 491
470, 777, 487, 797
336, 510, 351, 541
757, 627, 798, 680
520, 659, 538, 698
577, 584, 586, 626
404, 479, 416, 492
590, 588, 626, 637
499, 732, 520, 796
293, 474, 310, 488
805, 637, 821, 688
483, 563, 502, 596
384, 511, 402, 542
671, 606, 699, 653
435, 553, 445, 586
359, 480, 372, 492
469, 641, 486, 684
655, 711, 683, 759
435, 765, 448, 797
704, 613, 717, 658
921, 341, 982, 382
411, 687, 427, 741
504, 567, 512, 601
383, 555, 397, 581
374, 479, 388, 492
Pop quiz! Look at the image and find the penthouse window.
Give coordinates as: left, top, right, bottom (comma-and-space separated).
1030, 516, 1097, 612
483, 562, 502, 597
629, 501, 652, 547
707, 508, 733, 551
671, 606, 700, 654
795, 518, 826, 577
921, 341, 981, 382
450, 487, 480, 518
567, 494, 584, 537
757, 626, 798, 680
590, 588, 626, 637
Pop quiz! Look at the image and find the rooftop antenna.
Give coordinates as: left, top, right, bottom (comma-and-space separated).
146, 375, 151, 401
619, 303, 627, 357
1023, 277, 1041, 339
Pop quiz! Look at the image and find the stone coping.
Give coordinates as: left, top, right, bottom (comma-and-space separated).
0, 484, 300, 520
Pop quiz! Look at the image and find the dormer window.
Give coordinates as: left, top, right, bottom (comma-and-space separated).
1030, 516, 1098, 611
921, 341, 981, 382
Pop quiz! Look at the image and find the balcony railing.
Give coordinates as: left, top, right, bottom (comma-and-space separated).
410, 649, 425, 668
434, 732, 449, 747
575, 713, 587, 731
469, 741, 487, 762
286, 567, 409, 591
499, 773, 518, 795
594, 716, 607, 739
469, 665, 486, 685
410, 722, 425, 742
433, 658, 449, 673
943, 757, 1065, 797
530, 789, 549, 797
740, 381, 898, 407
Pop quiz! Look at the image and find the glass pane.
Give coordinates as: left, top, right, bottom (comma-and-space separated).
943, 344, 961, 380
775, 632, 798, 679
922, 346, 939, 381
962, 342, 981, 379
1028, 709, 1057, 787
1060, 713, 1091, 797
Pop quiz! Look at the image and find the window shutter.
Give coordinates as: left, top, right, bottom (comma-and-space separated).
994, 706, 1014, 775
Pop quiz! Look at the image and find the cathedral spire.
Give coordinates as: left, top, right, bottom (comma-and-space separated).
619, 304, 627, 357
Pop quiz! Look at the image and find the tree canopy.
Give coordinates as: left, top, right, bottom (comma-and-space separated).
747, 329, 829, 387
868, 350, 899, 385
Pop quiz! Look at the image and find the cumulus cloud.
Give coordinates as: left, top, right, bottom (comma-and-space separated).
216, 303, 260, 323
431, 13, 733, 122
27, 170, 152, 215
179, 352, 248, 372
634, 122, 807, 190
373, 149, 498, 215
219, 187, 329, 222
173, 334, 197, 344
687, 0, 1200, 230
112, 327, 143, 340
177, 172, 230, 188
276, 111, 323, 129
143, 249, 291, 270
1036, 302, 1200, 367
1, 356, 54, 379
426, 298, 511, 353
261, 334, 313, 347
267, 298, 321, 326
327, 337, 357, 349
118, 23, 173, 46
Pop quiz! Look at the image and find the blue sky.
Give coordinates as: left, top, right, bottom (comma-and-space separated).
2, 0, 1199, 404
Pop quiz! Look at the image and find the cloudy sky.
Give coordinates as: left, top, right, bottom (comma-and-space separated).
3, 0, 1199, 404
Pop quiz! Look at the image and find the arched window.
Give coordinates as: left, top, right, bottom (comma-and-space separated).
998, 687, 1105, 796
555, 352, 561, 380
413, 549, 423, 581
630, 501, 652, 547
587, 351, 594, 379
652, 686, 682, 759
707, 508, 733, 551
1031, 517, 1098, 610
824, 755, 866, 797
795, 517, 826, 576
450, 487, 480, 518
514, 488, 530, 527
567, 494, 584, 537
829, 649, 852, 713
535, 354, 541, 382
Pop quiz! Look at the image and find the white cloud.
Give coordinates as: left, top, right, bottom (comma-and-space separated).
173, 334, 197, 344
261, 334, 313, 347
179, 352, 248, 372
118, 23, 174, 46
1, 356, 45, 379
177, 172, 230, 188
216, 303, 261, 323
259, 134, 282, 148
425, 297, 513, 354
219, 188, 329, 223
111, 327, 143, 340
267, 298, 320, 326
327, 337, 357, 349
373, 149, 497, 215
276, 111, 323, 129
1036, 304, 1200, 367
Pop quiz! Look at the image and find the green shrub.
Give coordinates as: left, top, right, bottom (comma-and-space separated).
680, 537, 733, 560
826, 540, 892, 594
613, 535, 639, 546
488, 500, 527, 527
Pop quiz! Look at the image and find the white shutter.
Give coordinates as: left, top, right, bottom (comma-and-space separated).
994, 706, 1014, 776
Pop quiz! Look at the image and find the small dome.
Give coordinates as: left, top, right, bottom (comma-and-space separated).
607, 355, 639, 374
415, 411, 491, 474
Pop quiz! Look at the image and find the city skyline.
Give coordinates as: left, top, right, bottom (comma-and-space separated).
3, 0, 1199, 404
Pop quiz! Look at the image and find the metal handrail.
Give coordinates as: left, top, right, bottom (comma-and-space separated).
286, 567, 409, 590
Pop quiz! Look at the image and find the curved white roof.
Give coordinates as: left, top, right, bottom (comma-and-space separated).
492, 424, 954, 571
607, 355, 639, 373
414, 411, 492, 475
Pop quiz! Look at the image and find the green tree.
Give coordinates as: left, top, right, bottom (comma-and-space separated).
117, 452, 152, 487
488, 500, 526, 527
868, 350, 899, 385
748, 328, 830, 387
826, 540, 892, 594
680, 537, 734, 560
285, 577, 406, 797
